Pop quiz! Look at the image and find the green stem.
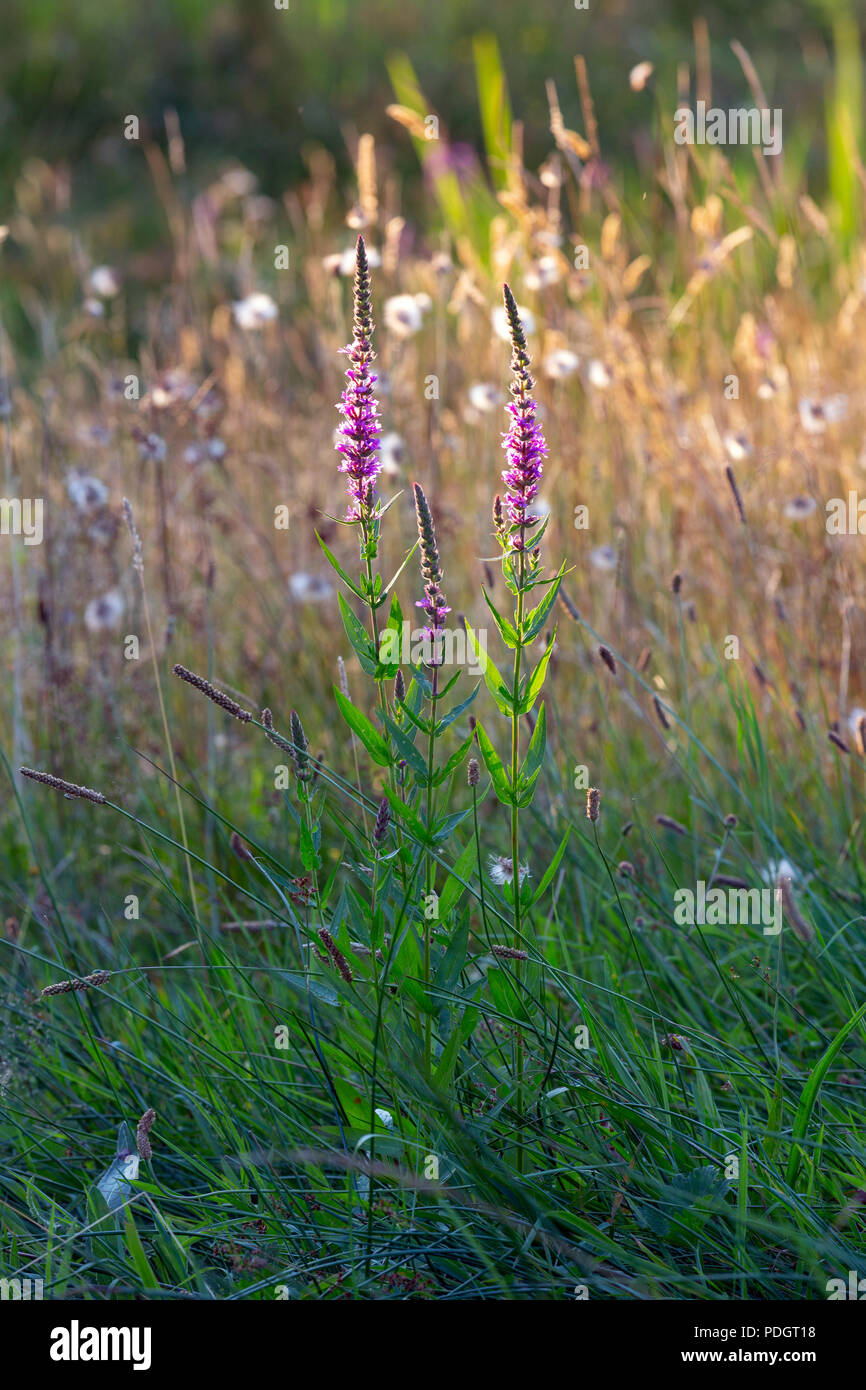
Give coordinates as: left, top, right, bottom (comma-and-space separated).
511, 559, 526, 1174
362, 532, 405, 871
423, 663, 440, 1074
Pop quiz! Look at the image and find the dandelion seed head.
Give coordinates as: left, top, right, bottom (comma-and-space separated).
723, 431, 752, 462
468, 382, 503, 414
84, 590, 125, 633
543, 348, 580, 380
379, 431, 405, 476
784, 494, 816, 521
232, 292, 278, 331
288, 571, 334, 603
587, 359, 613, 389
525, 255, 562, 291
760, 857, 798, 886
87, 266, 120, 299
488, 854, 529, 886
383, 293, 425, 338
590, 544, 618, 572
629, 61, 654, 92
67, 469, 109, 513
137, 432, 166, 462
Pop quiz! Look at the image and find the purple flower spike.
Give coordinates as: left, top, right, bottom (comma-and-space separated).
413, 482, 451, 666
500, 284, 547, 550
336, 235, 381, 519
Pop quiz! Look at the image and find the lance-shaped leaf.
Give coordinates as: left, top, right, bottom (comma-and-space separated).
383, 713, 429, 782
334, 688, 391, 766
475, 722, 514, 805
515, 702, 546, 807
438, 836, 480, 919
383, 537, 420, 595
432, 805, 474, 841
481, 587, 519, 649
518, 630, 556, 714
530, 826, 571, 907
435, 682, 480, 735
523, 569, 564, 644
433, 728, 477, 787
316, 531, 366, 601
466, 622, 514, 716
338, 593, 378, 675
383, 787, 428, 845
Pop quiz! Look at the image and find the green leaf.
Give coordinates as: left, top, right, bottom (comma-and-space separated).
786, 999, 866, 1187
383, 714, 429, 782
520, 702, 546, 784
374, 602, 404, 677
515, 705, 546, 806
402, 977, 440, 1015
435, 912, 470, 995
519, 631, 556, 714
473, 33, 512, 191
481, 587, 519, 649
383, 538, 419, 594
433, 729, 476, 786
383, 592, 403, 633
383, 788, 428, 844
278, 971, 342, 1007
487, 964, 530, 1023
475, 723, 513, 805
523, 571, 563, 644
433, 1023, 464, 1088
300, 817, 320, 871
466, 623, 514, 715
316, 531, 366, 601
123, 1210, 160, 1289
334, 688, 391, 766
337, 593, 378, 675
435, 683, 480, 735
432, 806, 474, 842
438, 837, 479, 919
435, 1003, 480, 1086
530, 826, 571, 907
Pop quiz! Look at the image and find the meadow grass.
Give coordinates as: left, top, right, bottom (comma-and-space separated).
2, 38, 866, 1301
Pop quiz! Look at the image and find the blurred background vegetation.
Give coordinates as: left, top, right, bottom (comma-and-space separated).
0, 0, 848, 223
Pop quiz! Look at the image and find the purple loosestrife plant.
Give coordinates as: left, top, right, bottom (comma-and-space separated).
500, 285, 548, 550
413, 481, 451, 663
467, 285, 567, 1170
323, 240, 479, 1083
336, 235, 382, 522
322, 237, 409, 841
414, 482, 448, 1071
